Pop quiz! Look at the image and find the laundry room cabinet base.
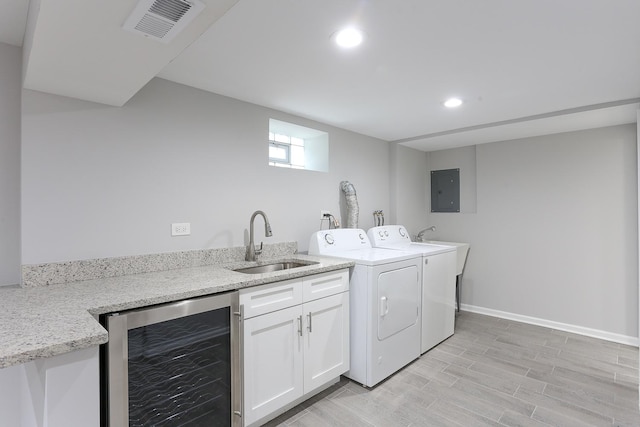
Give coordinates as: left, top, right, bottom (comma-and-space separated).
0, 346, 99, 427
240, 269, 350, 427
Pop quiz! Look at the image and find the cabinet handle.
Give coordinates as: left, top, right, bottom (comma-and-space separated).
298, 315, 303, 336
307, 312, 312, 333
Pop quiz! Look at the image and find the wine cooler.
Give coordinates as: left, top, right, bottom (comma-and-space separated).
101, 291, 241, 426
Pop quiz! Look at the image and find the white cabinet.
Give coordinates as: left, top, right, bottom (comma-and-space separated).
243, 305, 304, 423
0, 347, 100, 427
421, 251, 457, 353
240, 269, 349, 427
303, 292, 349, 392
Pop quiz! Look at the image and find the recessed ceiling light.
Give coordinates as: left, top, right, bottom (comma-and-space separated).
444, 98, 463, 108
334, 28, 364, 48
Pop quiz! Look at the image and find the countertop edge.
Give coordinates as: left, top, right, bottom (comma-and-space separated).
0, 257, 353, 369
0, 333, 109, 369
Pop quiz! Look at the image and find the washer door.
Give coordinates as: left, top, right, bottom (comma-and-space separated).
377, 264, 420, 340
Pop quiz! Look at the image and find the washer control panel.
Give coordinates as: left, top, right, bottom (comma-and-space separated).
367, 225, 411, 245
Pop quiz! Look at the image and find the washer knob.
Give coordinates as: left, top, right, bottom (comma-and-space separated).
398, 227, 406, 237
359, 233, 365, 240
384, 231, 389, 237
324, 234, 334, 245
378, 231, 384, 237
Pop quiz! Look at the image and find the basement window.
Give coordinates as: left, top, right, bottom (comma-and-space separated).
268, 119, 328, 172
269, 133, 304, 169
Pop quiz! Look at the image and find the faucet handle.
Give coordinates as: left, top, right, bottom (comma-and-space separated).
255, 241, 263, 255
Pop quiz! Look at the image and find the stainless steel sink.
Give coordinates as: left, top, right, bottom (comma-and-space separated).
232, 261, 318, 274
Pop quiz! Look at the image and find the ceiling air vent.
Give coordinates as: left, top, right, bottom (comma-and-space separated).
123, 0, 205, 43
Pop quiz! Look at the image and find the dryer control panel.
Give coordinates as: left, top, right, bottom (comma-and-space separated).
309, 228, 371, 254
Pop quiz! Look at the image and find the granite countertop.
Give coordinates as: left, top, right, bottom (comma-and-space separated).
0, 254, 353, 369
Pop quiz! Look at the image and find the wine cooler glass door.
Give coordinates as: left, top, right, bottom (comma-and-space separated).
104, 291, 240, 427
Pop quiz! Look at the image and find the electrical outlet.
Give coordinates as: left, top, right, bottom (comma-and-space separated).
171, 223, 191, 236
320, 210, 331, 219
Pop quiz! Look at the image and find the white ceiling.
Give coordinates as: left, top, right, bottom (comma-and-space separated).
19, 0, 240, 106
4, 0, 640, 151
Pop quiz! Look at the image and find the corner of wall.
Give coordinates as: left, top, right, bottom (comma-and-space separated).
388, 143, 398, 224
389, 144, 429, 234
0, 43, 22, 286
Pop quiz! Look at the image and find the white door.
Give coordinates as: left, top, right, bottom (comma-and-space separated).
422, 251, 456, 353
377, 265, 420, 340
366, 259, 422, 387
303, 292, 350, 393
243, 305, 303, 426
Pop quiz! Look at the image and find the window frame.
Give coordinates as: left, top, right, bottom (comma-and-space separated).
268, 119, 327, 172
269, 141, 291, 164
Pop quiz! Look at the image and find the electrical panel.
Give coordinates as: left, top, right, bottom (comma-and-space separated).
431, 169, 460, 212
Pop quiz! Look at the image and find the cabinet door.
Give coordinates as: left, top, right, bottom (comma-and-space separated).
243, 305, 303, 426
421, 251, 456, 353
302, 292, 350, 393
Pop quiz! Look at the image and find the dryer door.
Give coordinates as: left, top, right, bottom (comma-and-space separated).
376, 264, 420, 340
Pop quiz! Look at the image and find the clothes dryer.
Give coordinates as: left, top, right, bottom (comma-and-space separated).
367, 225, 456, 353
309, 228, 422, 387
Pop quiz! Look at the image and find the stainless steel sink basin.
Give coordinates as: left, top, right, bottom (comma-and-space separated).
232, 261, 318, 274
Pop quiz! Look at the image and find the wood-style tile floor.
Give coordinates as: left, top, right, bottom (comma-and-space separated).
264, 311, 640, 427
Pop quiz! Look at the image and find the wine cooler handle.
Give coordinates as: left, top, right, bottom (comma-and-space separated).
236, 303, 244, 425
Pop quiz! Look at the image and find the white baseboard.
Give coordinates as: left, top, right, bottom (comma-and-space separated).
460, 303, 639, 347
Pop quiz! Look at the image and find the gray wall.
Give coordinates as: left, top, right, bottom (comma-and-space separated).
0, 43, 21, 286
16, 56, 640, 340
21, 78, 390, 264
390, 144, 429, 236
428, 145, 477, 214
425, 124, 638, 338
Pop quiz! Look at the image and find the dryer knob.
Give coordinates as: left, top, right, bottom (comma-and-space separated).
398, 228, 406, 237
324, 234, 334, 245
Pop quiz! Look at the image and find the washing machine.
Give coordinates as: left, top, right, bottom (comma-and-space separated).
367, 225, 457, 353
309, 228, 422, 387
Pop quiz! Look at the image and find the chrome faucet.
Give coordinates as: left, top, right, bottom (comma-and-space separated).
246, 210, 273, 261
416, 226, 436, 242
